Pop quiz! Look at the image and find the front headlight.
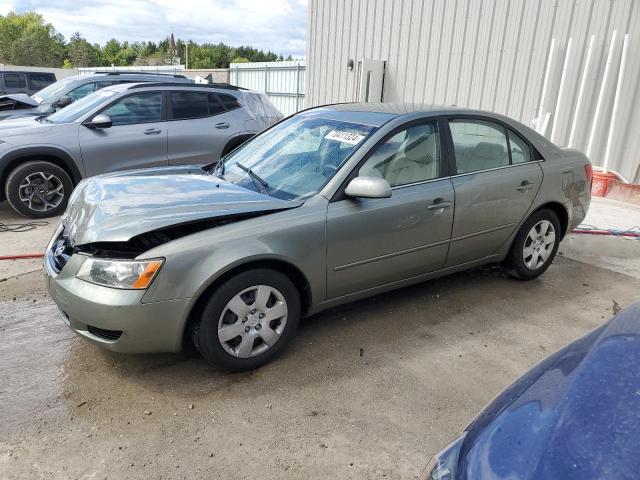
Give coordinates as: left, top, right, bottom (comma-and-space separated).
76, 257, 163, 289
420, 432, 467, 480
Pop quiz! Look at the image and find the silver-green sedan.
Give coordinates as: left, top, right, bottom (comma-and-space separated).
44, 104, 592, 370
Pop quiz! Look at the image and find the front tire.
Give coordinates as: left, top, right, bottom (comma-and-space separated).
506, 209, 561, 280
191, 269, 301, 371
5, 161, 73, 218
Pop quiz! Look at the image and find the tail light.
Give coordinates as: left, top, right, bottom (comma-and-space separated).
584, 164, 593, 190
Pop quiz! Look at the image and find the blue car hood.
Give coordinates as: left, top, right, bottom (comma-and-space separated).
63, 166, 302, 245
460, 303, 640, 480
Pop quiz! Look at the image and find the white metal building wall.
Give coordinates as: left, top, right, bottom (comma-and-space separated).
306, 0, 640, 183
230, 61, 306, 117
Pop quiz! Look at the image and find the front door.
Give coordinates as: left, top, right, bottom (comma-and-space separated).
326, 120, 454, 299
79, 91, 168, 177
445, 118, 544, 267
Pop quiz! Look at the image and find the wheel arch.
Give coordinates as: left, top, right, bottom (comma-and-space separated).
532, 201, 570, 239
1, 147, 82, 199
220, 133, 255, 158
180, 257, 312, 349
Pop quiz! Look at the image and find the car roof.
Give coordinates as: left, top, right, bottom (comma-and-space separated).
310, 102, 563, 155
120, 82, 249, 94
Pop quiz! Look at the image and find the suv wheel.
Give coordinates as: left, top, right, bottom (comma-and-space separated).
506, 209, 561, 280
191, 269, 301, 371
5, 161, 72, 218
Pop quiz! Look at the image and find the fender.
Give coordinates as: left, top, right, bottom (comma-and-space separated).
0, 145, 84, 184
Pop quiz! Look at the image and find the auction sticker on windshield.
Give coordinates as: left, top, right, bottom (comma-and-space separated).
325, 130, 366, 145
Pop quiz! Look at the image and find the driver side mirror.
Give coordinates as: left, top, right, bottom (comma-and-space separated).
345, 176, 392, 199
84, 113, 112, 129
54, 95, 71, 109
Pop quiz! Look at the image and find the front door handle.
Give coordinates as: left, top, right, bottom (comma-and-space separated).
144, 128, 162, 135
517, 180, 534, 192
427, 199, 452, 211
215, 122, 230, 129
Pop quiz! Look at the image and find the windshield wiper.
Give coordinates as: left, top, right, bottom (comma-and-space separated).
236, 162, 270, 195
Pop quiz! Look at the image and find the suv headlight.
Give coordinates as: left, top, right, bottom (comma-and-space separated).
420, 432, 467, 480
76, 257, 163, 289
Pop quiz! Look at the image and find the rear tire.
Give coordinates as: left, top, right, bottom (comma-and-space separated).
5, 161, 72, 218
191, 269, 300, 371
506, 209, 561, 280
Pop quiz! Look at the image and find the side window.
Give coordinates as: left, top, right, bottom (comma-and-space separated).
508, 129, 532, 164
208, 94, 225, 115
449, 119, 509, 174
4, 73, 26, 89
217, 93, 241, 111
102, 92, 162, 126
94, 81, 114, 90
28, 73, 55, 90
359, 121, 440, 187
67, 82, 96, 102
169, 92, 210, 120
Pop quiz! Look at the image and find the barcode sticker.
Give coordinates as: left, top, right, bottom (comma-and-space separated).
324, 130, 366, 145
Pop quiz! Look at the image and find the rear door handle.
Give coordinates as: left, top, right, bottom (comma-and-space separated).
427, 199, 452, 211
215, 122, 230, 129
144, 128, 162, 135
517, 180, 534, 192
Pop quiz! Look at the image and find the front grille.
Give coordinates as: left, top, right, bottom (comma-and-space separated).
87, 325, 123, 341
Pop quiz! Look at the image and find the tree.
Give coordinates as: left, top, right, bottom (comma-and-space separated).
230, 57, 249, 64
102, 38, 122, 66
67, 32, 98, 67
0, 12, 65, 67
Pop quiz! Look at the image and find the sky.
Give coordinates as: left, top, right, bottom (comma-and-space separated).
0, 0, 308, 57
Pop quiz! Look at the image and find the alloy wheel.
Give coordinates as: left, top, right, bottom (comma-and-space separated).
523, 220, 556, 270
18, 171, 65, 212
217, 285, 288, 358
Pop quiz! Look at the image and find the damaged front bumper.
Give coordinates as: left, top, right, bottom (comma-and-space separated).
44, 235, 190, 354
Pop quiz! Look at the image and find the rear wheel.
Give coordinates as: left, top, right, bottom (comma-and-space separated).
5, 161, 72, 218
506, 209, 561, 280
191, 269, 300, 371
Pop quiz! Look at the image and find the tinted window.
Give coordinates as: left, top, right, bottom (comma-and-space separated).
27, 73, 55, 90
450, 119, 509, 174
170, 92, 209, 120
208, 94, 225, 114
508, 129, 531, 164
102, 92, 162, 126
4, 73, 26, 89
359, 122, 440, 187
67, 82, 96, 102
217, 93, 241, 110
94, 81, 114, 90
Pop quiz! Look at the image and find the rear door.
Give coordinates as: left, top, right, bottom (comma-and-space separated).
167, 91, 234, 165
79, 91, 168, 176
444, 117, 543, 267
326, 119, 455, 299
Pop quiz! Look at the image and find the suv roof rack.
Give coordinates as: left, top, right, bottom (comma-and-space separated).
92, 71, 188, 79
127, 82, 248, 91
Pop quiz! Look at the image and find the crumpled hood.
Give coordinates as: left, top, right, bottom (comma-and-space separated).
0, 93, 39, 107
63, 166, 302, 245
460, 303, 640, 479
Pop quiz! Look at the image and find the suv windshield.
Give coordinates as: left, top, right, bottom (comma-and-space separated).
47, 88, 119, 124
220, 115, 377, 200
31, 76, 78, 104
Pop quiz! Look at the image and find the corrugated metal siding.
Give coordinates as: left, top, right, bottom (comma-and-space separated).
230, 61, 305, 117
306, 0, 640, 183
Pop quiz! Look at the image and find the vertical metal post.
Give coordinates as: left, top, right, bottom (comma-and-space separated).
296, 62, 301, 112
264, 64, 269, 93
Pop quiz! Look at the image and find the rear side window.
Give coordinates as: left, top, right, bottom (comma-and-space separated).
4, 73, 26, 89
216, 93, 241, 111
67, 82, 96, 102
28, 73, 55, 90
508, 129, 532, 164
169, 92, 209, 120
449, 119, 509, 174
